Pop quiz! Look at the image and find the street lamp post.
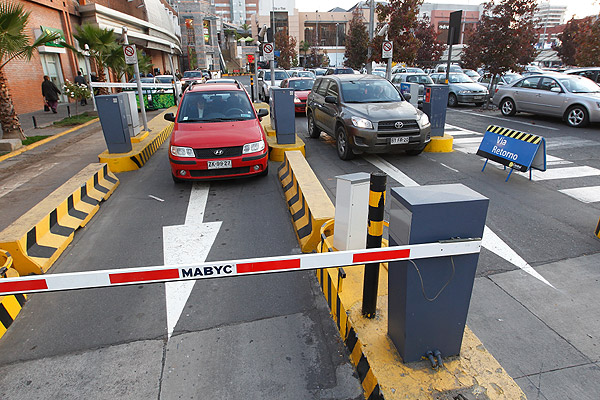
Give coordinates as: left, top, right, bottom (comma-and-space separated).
335, 22, 339, 67
168, 43, 179, 105
83, 44, 96, 112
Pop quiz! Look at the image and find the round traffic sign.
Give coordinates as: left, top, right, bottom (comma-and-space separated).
124, 45, 135, 57
264, 43, 273, 53
383, 41, 392, 52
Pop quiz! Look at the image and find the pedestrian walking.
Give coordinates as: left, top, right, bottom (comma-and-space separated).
41, 75, 61, 114
74, 70, 87, 106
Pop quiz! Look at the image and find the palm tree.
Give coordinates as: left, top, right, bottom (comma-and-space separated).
71, 24, 119, 95
299, 40, 311, 67
0, 1, 61, 139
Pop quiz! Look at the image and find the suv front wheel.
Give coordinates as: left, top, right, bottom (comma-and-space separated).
336, 125, 354, 160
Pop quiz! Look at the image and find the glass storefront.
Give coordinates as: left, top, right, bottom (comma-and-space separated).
304, 23, 345, 47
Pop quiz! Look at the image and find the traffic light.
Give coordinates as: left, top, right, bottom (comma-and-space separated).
247, 54, 255, 63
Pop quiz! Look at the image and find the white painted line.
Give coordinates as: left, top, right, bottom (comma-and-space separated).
545, 137, 598, 150
454, 145, 481, 154
163, 183, 221, 340
450, 110, 560, 131
531, 166, 600, 181
446, 130, 482, 136
453, 137, 483, 145
363, 155, 552, 287
445, 124, 482, 136
559, 186, 600, 203
363, 155, 419, 187
547, 160, 573, 166
0, 163, 59, 200
482, 227, 554, 288
440, 163, 459, 173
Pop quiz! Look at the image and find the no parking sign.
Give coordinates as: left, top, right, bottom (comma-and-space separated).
263, 43, 274, 61
382, 41, 393, 59
123, 44, 137, 65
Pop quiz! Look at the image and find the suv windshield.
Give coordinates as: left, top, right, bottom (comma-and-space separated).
177, 91, 255, 122
558, 77, 600, 93
296, 71, 315, 78
183, 71, 203, 78
157, 76, 175, 83
289, 79, 315, 90
341, 80, 403, 103
448, 74, 474, 83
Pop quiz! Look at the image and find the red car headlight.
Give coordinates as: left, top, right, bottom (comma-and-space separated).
171, 145, 195, 158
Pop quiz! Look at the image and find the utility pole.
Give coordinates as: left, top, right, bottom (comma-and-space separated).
367, 0, 375, 74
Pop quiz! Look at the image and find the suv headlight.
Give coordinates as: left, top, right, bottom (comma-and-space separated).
351, 116, 373, 129
243, 139, 265, 154
171, 145, 195, 158
417, 111, 430, 128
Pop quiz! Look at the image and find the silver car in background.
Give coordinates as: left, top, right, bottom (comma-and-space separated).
493, 74, 600, 128
429, 73, 489, 106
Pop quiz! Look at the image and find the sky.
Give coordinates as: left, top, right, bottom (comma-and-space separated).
297, 0, 600, 19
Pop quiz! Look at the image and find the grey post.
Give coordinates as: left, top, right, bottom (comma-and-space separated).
122, 26, 149, 132
168, 43, 179, 104
367, 0, 375, 74
83, 44, 97, 111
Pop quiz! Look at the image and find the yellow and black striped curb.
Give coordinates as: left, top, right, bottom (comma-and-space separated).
0, 250, 27, 339
266, 135, 306, 162
98, 108, 175, 172
595, 217, 600, 239
277, 151, 335, 253
316, 222, 526, 400
316, 222, 383, 400
0, 163, 119, 276
487, 125, 542, 144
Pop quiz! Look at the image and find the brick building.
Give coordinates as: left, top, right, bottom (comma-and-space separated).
5, 0, 181, 115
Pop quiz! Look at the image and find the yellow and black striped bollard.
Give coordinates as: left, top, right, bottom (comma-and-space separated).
362, 171, 387, 318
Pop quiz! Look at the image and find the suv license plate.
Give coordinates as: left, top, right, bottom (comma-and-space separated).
390, 137, 409, 145
207, 160, 232, 169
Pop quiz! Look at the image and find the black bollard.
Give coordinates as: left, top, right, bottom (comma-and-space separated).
361, 171, 387, 318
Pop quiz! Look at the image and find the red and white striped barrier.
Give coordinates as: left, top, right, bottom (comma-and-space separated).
0, 239, 481, 296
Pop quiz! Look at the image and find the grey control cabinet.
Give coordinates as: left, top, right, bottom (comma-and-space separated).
269, 87, 295, 144
122, 91, 141, 137
388, 184, 489, 363
422, 84, 449, 136
96, 93, 133, 154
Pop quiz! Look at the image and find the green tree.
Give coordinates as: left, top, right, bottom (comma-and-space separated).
275, 28, 297, 70
554, 16, 587, 66
414, 16, 444, 68
372, 0, 423, 64
344, 8, 369, 70
462, 0, 538, 106
299, 40, 311, 67
71, 24, 120, 95
0, 1, 61, 139
575, 15, 600, 67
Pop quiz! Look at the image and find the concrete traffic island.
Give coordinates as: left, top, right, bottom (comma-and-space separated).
424, 134, 453, 153
317, 226, 526, 400
255, 102, 305, 162
98, 107, 176, 172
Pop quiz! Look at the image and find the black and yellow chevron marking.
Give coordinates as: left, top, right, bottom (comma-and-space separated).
316, 266, 384, 400
0, 292, 27, 338
130, 123, 173, 168
595, 217, 600, 239
0, 163, 119, 276
278, 158, 314, 249
487, 125, 542, 144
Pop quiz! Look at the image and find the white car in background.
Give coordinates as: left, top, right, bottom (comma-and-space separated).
257, 69, 290, 101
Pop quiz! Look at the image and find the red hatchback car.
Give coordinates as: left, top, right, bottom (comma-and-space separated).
280, 77, 315, 113
164, 82, 269, 181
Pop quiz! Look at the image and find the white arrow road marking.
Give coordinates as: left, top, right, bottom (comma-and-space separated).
366, 155, 553, 287
163, 183, 221, 340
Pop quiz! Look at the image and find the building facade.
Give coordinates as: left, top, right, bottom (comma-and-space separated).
3, 0, 181, 115
176, 0, 221, 71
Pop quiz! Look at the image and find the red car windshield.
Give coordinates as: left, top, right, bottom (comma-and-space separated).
178, 91, 255, 122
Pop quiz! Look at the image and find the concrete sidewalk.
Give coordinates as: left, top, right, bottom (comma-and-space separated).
18, 102, 96, 137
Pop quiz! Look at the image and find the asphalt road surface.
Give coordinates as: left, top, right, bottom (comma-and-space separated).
1, 75, 599, 399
